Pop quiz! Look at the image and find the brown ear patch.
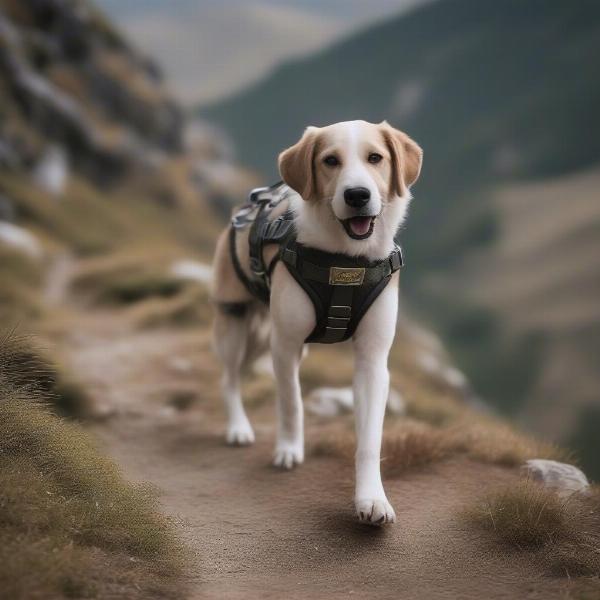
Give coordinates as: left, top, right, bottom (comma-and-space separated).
380, 123, 423, 197
278, 127, 321, 201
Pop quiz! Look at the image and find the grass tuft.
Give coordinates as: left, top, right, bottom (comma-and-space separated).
312, 420, 454, 475
466, 481, 571, 549
0, 333, 91, 417
0, 340, 186, 599
382, 423, 455, 475
312, 416, 566, 476
0, 247, 43, 324
447, 418, 568, 467
465, 482, 600, 581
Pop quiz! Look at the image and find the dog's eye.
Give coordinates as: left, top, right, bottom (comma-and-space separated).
323, 155, 340, 167
367, 153, 383, 164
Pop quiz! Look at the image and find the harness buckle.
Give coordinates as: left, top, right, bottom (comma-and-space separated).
249, 257, 265, 276
390, 247, 404, 271
329, 267, 365, 286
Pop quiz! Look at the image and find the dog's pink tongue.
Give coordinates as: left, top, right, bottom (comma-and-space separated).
349, 217, 372, 236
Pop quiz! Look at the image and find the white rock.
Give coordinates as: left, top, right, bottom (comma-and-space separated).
0, 222, 42, 259
33, 145, 69, 196
387, 388, 407, 415
442, 366, 468, 389
306, 386, 406, 417
404, 322, 443, 353
416, 351, 442, 375
522, 459, 590, 498
169, 357, 193, 373
306, 387, 354, 417
170, 259, 212, 284
253, 354, 275, 377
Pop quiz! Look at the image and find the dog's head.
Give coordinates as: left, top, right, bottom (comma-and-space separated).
278, 120, 422, 244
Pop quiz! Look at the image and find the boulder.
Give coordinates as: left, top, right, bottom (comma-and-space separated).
522, 459, 590, 498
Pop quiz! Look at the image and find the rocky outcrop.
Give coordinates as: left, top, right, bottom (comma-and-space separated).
0, 0, 183, 184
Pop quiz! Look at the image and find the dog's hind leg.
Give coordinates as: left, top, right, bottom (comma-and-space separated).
213, 306, 255, 445
269, 270, 315, 469
271, 329, 305, 468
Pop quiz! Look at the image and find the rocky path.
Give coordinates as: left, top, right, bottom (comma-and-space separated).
54, 275, 571, 599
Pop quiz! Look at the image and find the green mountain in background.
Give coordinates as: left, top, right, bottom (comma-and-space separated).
199, 0, 600, 475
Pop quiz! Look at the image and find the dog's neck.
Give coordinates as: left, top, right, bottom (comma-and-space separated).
289, 193, 409, 261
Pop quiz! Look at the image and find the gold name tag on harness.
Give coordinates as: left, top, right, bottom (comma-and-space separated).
329, 267, 366, 286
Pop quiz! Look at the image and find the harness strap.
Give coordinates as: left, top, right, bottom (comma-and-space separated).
281, 244, 403, 343
281, 247, 402, 286
321, 286, 354, 343
229, 225, 270, 304
229, 208, 296, 305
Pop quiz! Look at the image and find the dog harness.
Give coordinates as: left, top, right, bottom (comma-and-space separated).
229, 182, 403, 344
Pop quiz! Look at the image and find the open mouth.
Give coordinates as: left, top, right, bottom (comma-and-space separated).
341, 216, 376, 240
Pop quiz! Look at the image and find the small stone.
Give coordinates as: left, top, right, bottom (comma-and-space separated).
306, 387, 353, 417
306, 386, 406, 417
170, 259, 212, 284
0, 222, 42, 259
32, 145, 69, 196
387, 388, 406, 415
522, 459, 590, 497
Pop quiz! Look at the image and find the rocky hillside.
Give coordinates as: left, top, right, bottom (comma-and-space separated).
0, 0, 185, 183
199, 0, 600, 476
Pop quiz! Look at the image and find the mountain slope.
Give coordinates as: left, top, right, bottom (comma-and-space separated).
199, 0, 600, 472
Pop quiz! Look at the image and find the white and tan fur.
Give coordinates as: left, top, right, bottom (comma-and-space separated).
211, 120, 422, 525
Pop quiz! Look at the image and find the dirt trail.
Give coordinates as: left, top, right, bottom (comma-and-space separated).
55, 284, 572, 599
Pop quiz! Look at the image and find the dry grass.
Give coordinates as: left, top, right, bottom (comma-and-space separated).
129, 284, 211, 329
94, 270, 186, 305
301, 344, 355, 391
312, 414, 566, 476
72, 250, 212, 328
448, 417, 568, 467
382, 422, 455, 475
0, 247, 43, 324
466, 482, 573, 548
0, 333, 92, 417
465, 482, 600, 581
0, 339, 185, 599
1, 174, 124, 256
312, 420, 455, 475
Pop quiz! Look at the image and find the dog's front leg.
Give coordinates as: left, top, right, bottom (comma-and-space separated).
352, 279, 398, 525
353, 348, 395, 524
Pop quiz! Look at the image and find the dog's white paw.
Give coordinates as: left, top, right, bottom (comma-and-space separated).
355, 497, 396, 526
226, 419, 255, 446
273, 441, 303, 469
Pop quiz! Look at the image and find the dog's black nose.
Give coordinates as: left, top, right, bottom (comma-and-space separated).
344, 187, 371, 208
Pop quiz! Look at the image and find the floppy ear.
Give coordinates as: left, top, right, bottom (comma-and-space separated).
278, 126, 321, 201
380, 121, 423, 197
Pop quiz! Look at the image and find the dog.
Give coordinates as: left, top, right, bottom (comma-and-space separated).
211, 120, 422, 525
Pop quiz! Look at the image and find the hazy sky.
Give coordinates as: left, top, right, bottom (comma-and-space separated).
96, 0, 430, 106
